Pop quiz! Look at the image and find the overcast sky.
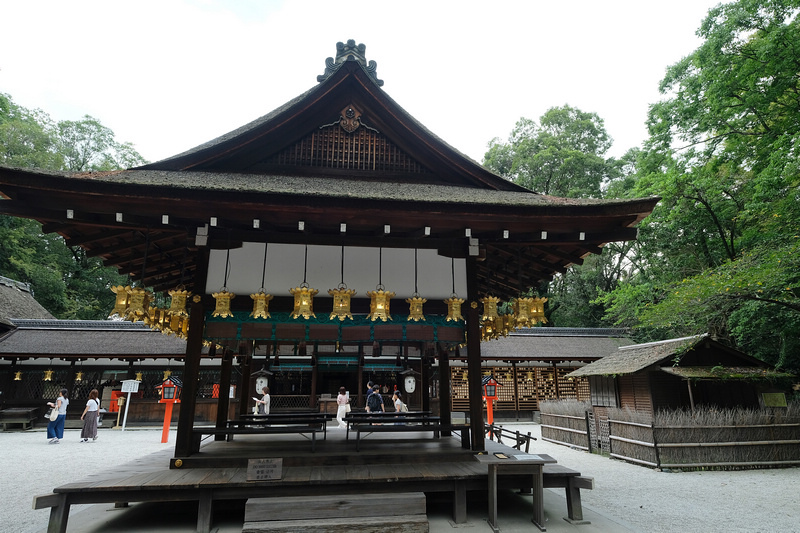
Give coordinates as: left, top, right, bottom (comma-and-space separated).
1, 0, 724, 165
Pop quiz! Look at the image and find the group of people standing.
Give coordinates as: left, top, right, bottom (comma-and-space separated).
333, 381, 408, 429
46, 388, 101, 444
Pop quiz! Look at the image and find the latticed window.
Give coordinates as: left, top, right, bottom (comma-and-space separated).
265, 127, 431, 174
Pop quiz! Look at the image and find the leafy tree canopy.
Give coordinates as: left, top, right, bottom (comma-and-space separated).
484, 105, 619, 198
0, 93, 146, 319
598, 0, 800, 371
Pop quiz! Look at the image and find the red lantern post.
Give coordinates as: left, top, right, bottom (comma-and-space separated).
156, 377, 182, 443
482, 375, 501, 427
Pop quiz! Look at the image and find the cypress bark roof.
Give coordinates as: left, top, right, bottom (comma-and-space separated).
0, 319, 191, 359
567, 334, 770, 377
0, 276, 54, 327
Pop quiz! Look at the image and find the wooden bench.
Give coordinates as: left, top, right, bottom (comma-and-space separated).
343, 411, 430, 439
229, 413, 332, 441
243, 492, 428, 532
542, 463, 594, 523
348, 414, 471, 451
191, 423, 322, 454
506, 463, 593, 524
0, 407, 38, 430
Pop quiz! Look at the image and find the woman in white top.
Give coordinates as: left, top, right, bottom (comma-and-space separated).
47, 388, 69, 444
255, 386, 270, 415
80, 389, 100, 442
336, 387, 349, 428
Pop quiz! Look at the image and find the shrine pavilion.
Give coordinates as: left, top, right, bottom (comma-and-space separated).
0, 40, 658, 455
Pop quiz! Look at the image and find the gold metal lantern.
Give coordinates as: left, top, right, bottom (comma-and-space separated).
444, 295, 465, 322
125, 287, 152, 322
367, 288, 395, 322
109, 285, 131, 318
212, 290, 235, 318
290, 283, 318, 319
250, 291, 274, 319
328, 285, 356, 321
406, 295, 427, 322
167, 288, 191, 317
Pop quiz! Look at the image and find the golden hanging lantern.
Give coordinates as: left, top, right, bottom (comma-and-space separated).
14, 371, 22, 381
480, 296, 501, 322
43, 369, 54, 382
526, 370, 534, 381
367, 287, 395, 322
109, 285, 131, 318
406, 294, 427, 322
145, 306, 163, 331
163, 369, 172, 380
135, 371, 143, 381
167, 288, 191, 317
328, 285, 356, 321
443, 295, 465, 322
289, 283, 318, 319
531, 296, 548, 324
513, 297, 537, 328
211, 290, 235, 318
75, 371, 83, 382
125, 287, 152, 322
250, 291, 274, 319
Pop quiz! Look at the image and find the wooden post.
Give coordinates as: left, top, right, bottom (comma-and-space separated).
439, 343, 452, 427
239, 356, 252, 417
215, 350, 233, 439
686, 379, 695, 413
175, 290, 206, 457
512, 361, 520, 420
466, 255, 485, 452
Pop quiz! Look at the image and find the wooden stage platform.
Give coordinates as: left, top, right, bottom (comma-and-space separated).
35, 426, 563, 533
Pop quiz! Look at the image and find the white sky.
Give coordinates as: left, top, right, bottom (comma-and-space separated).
1, 0, 723, 165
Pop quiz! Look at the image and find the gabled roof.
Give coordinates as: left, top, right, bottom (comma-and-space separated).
0, 319, 192, 359
0, 276, 54, 327
0, 42, 659, 300
478, 327, 633, 362
567, 334, 769, 377
140, 48, 524, 192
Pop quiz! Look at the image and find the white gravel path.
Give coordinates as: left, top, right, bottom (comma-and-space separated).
2, 422, 798, 533
496, 422, 800, 533
0, 426, 177, 533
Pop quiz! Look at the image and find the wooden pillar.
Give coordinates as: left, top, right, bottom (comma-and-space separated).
512, 361, 520, 420
421, 344, 432, 413
438, 343, 452, 436
238, 356, 252, 417
215, 350, 233, 437
357, 344, 364, 409
466, 256, 485, 451
174, 247, 208, 458
552, 362, 561, 398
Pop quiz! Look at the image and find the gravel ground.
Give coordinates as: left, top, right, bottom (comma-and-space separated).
498, 422, 800, 533
0, 425, 177, 533
3, 422, 799, 533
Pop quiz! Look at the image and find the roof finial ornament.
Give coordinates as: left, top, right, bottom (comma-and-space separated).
317, 39, 384, 87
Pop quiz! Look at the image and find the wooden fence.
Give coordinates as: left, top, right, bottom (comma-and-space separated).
609, 419, 800, 469
540, 402, 800, 470
540, 412, 592, 452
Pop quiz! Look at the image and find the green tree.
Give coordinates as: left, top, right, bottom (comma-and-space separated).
598, 0, 800, 370
0, 94, 144, 319
484, 105, 616, 198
